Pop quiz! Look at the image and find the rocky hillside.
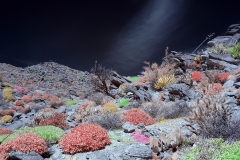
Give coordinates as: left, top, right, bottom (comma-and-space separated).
0, 24, 240, 160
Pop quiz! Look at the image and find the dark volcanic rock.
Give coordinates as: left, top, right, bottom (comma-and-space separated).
8, 151, 44, 160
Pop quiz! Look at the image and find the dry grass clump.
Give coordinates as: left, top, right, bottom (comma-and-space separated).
141, 61, 176, 86
184, 94, 240, 142
85, 112, 123, 130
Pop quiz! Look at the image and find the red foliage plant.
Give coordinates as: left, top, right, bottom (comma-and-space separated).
0, 133, 47, 159
191, 71, 204, 82
0, 127, 12, 135
59, 124, 111, 154
21, 95, 32, 102
0, 110, 14, 116
121, 108, 155, 126
35, 112, 69, 130
10, 106, 25, 114
15, 100, 24, 106
217, 72, 231, 83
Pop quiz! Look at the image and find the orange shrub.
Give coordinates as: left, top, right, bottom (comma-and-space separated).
59, 124, 110, 154
191, 71, 204, 82
121, 108, 155, 126
217, 72, 231, 83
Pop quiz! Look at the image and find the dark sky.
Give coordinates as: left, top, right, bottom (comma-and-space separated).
1, 0, 240, 76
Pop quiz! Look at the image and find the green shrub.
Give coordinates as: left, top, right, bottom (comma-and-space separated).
129, 76, 139, 83
181, 138, 240, 160
65, 99, 78, 107
0, 126, 64, 144
33, 126, 64, 143
117, 98, 130, 108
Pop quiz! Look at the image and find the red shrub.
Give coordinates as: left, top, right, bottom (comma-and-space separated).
217, 72, 231, 83
0, 128, 12, 135
59, 124, 111, 154
0, 110, 14, 116
191, 71, 203, 82
0, 133, 47, 159
41, 94, 51, 100
189, 61, 201, 68
15, 100, 24, 106
134, 76, 147, 86
27, 102, 36, 107
11, 106, 25, 114
21, 95, 32, 102
121, 108, 155, 126
36, 112, 69, 129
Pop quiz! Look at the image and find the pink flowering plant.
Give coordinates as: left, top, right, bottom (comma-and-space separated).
130, 129, 150, 144
14, 85, 29, 94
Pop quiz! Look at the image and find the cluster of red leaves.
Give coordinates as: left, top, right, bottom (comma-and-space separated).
217, 72, 231, 83
189, 61, 201, 68
10, 106, 25, 114
0, 133, 47, 160
21, 93, 64, 108
15, 100, 24, 106
36, 112, 69, 130
134, 76, 148, 86
0, 127, 12, 135
0, 110, 14, 116
191, 71, 204, 82
121, 108, 155, 126
59, 124, 111, 154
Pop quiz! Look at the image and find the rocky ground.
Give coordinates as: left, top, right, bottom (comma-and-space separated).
0, 24, 240, 160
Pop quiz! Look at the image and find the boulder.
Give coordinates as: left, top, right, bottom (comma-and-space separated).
8, 151, 44, 160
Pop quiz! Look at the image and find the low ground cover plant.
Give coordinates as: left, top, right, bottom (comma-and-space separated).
117, 98, 130, 107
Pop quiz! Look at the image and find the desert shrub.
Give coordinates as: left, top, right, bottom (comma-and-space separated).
59, 124, 111, 154
129, 76, 139, 83
0, 133, 47, 158
15, 100, 24, 106
3, 88, 14, 102
195, 83, 224, 96
140, 102, 162, 119
154, 74, 175, 90
85, 112, 123, 130
141, 61, 176, 86
181, 137, 224, 160
191, 71, 204, 82
65, 99, 78, 107
121, 108, 155, 126
34, 112, 69, 130
0, 128, 12, 135
90, 64, 113, 97
11, 105, 25, 114
0, 109, 14, 116
33, 126, 64, 143
117, 98, 130, 108
156, 101, 191, 120
217, 72, 231, 83
124, 101, 142, 110
0, 115, 13, 123
13, 85, 29, 95
102, 102, 118, 113
184, 94, 240, 142
89, 92, 105, 105
181, 137, 240, 160
21, 95, 32, 102
209, 43, 229, 54
74, 101, 96, 124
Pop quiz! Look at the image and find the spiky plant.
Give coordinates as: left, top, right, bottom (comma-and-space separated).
154, 74, 175, 90
184, 93, 240, 141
